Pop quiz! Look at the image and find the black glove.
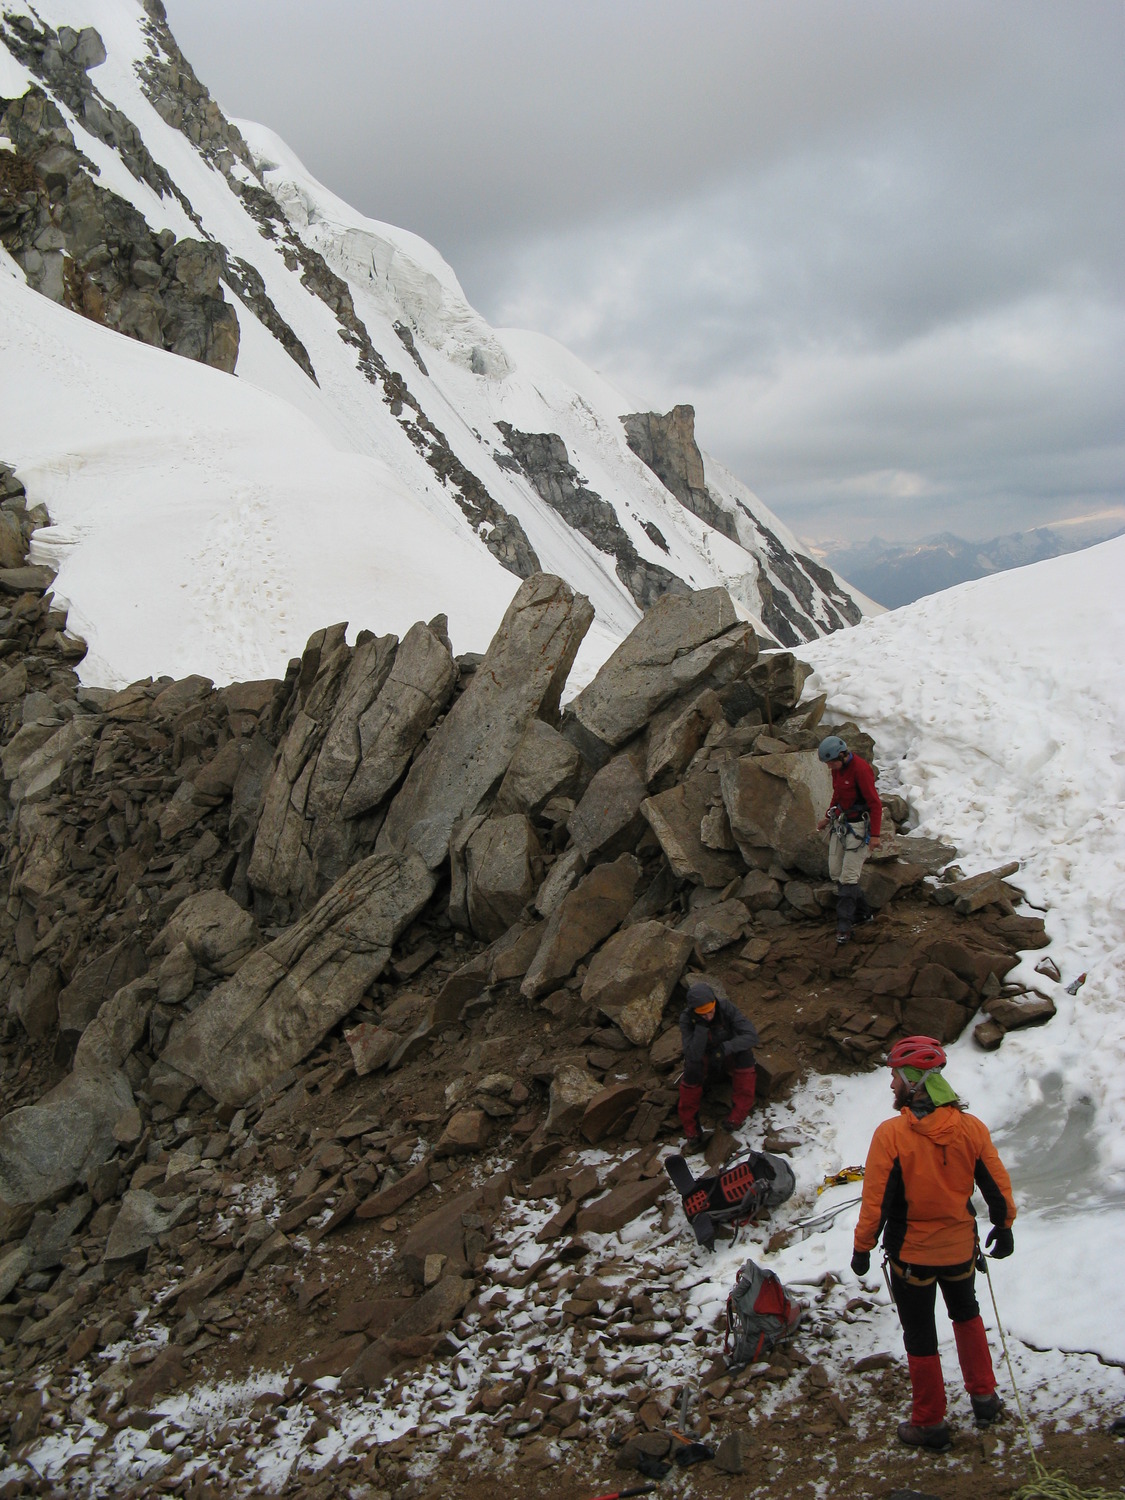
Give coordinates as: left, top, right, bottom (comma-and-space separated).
986, 1225, 1014, 1259
851, 1249, 871, 1276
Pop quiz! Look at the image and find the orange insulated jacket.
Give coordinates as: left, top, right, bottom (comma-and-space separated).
855, 1104, 1016, 1267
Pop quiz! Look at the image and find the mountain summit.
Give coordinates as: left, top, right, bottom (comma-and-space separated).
0, 0, 864, 688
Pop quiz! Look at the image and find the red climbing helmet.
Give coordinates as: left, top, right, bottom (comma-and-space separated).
886, 1035, 947, 1071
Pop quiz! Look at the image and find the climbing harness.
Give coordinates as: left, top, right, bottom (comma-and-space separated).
829, 809, 870, 847
817, 1165, 865, 1195
981, 1255, 1122, 1500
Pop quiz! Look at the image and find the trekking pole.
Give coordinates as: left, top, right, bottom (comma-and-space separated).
787, 1194, 863, 1232
880, 1252, 894, 1305
980, 1255, 1121, 1500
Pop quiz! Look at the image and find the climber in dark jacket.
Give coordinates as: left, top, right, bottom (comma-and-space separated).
677, 981, 759, 1148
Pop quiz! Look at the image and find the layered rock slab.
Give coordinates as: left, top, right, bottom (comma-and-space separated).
566, 587, 756, 754
521, 854, 642, 1000
162, 849, 436, 1104
379, 574, 593, 869
249, 620, 457, 912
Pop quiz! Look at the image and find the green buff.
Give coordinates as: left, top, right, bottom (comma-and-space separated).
900, 1064, 960, 1107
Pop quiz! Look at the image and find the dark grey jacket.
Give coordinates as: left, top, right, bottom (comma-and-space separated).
679, 996, 759, 1084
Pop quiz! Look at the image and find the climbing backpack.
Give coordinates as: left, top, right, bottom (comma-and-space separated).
665, 1150, 796, 1250
723, 1257, 803, 1370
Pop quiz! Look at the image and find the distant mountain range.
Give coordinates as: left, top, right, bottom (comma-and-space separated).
826, 525, 1125, 609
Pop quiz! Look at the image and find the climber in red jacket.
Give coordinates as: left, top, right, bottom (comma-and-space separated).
816, 735, 883, 944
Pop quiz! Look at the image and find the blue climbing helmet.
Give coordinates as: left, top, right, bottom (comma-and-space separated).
818, 735, 848, 763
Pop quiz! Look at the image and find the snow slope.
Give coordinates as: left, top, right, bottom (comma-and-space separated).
790, 535, 1125, 1357
1, 254, 512, 685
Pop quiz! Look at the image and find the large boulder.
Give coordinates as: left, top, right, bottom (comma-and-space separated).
379, 575, 593, 869
161, 849, 436, 1104
494, 719, 582, 816
12, 960, 60, 1041
337, 621, 459, 819
56, 937, 149, 1036
581, 921, 694, 1044
567, 754, 647, 860
641, 769, 743, 889
521, 854, 641, 1000
680, 898, 751, 956
0, 1070, 134, 1219
546, 1064, 603, 1135
157, 888, 258, 974
72, 975, 157, 1073
464, 814, 542, 940
644, 688, 724, 787
104, 1189, 179, 1272
720, 750, 831, 877
745, 653, 811, 715
8, 717, 99, 808
566, 588, 756, 755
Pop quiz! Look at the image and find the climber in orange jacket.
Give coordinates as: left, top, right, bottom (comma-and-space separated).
851, 1036, 1016, 1451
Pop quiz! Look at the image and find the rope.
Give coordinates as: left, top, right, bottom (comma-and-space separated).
981, 1257, 1122, 1500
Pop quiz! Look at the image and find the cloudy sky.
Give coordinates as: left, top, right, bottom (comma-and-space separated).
166, 0, 1124, 553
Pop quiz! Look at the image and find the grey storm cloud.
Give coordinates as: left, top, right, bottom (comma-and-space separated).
167, 0, 1125, 548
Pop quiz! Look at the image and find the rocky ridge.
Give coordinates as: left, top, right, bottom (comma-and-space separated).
0, 464, 1069, 1495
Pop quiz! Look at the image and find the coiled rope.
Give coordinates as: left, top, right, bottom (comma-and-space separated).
982, 1257, 1122, 1500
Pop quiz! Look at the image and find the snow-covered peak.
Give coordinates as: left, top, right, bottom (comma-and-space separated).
1, 0, 868, 691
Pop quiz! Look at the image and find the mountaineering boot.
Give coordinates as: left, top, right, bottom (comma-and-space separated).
953, 1315, 998, 1401
678, 1081, 705, 1148
722, 1066, 757, 1130
905, 1353, 948, 1435
897, 1421, 952, 1451
835, 882, 859, 944
971, 1392, 1005, 1426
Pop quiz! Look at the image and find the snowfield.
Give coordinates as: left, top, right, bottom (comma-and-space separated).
799, 535, 1125, 1359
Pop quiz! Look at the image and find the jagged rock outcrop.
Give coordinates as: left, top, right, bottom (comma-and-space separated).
378, 575, 593, 869
565, 586, 755, 758
623, 405, 738, 543
623, 404, 864, 645
0, 494, 1054, 1416
0, 1068, 134, 1225
497, 423, 688, 610
0, 85, 240, 371
247, 618, 457, 919
720, 750, 833, 878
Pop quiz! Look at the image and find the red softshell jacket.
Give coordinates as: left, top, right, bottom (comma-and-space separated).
827, 753, 882, 838
854, 1105, 1016, 1266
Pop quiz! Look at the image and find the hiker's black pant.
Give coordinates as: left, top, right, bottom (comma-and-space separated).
889, 1257, 980, 1357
